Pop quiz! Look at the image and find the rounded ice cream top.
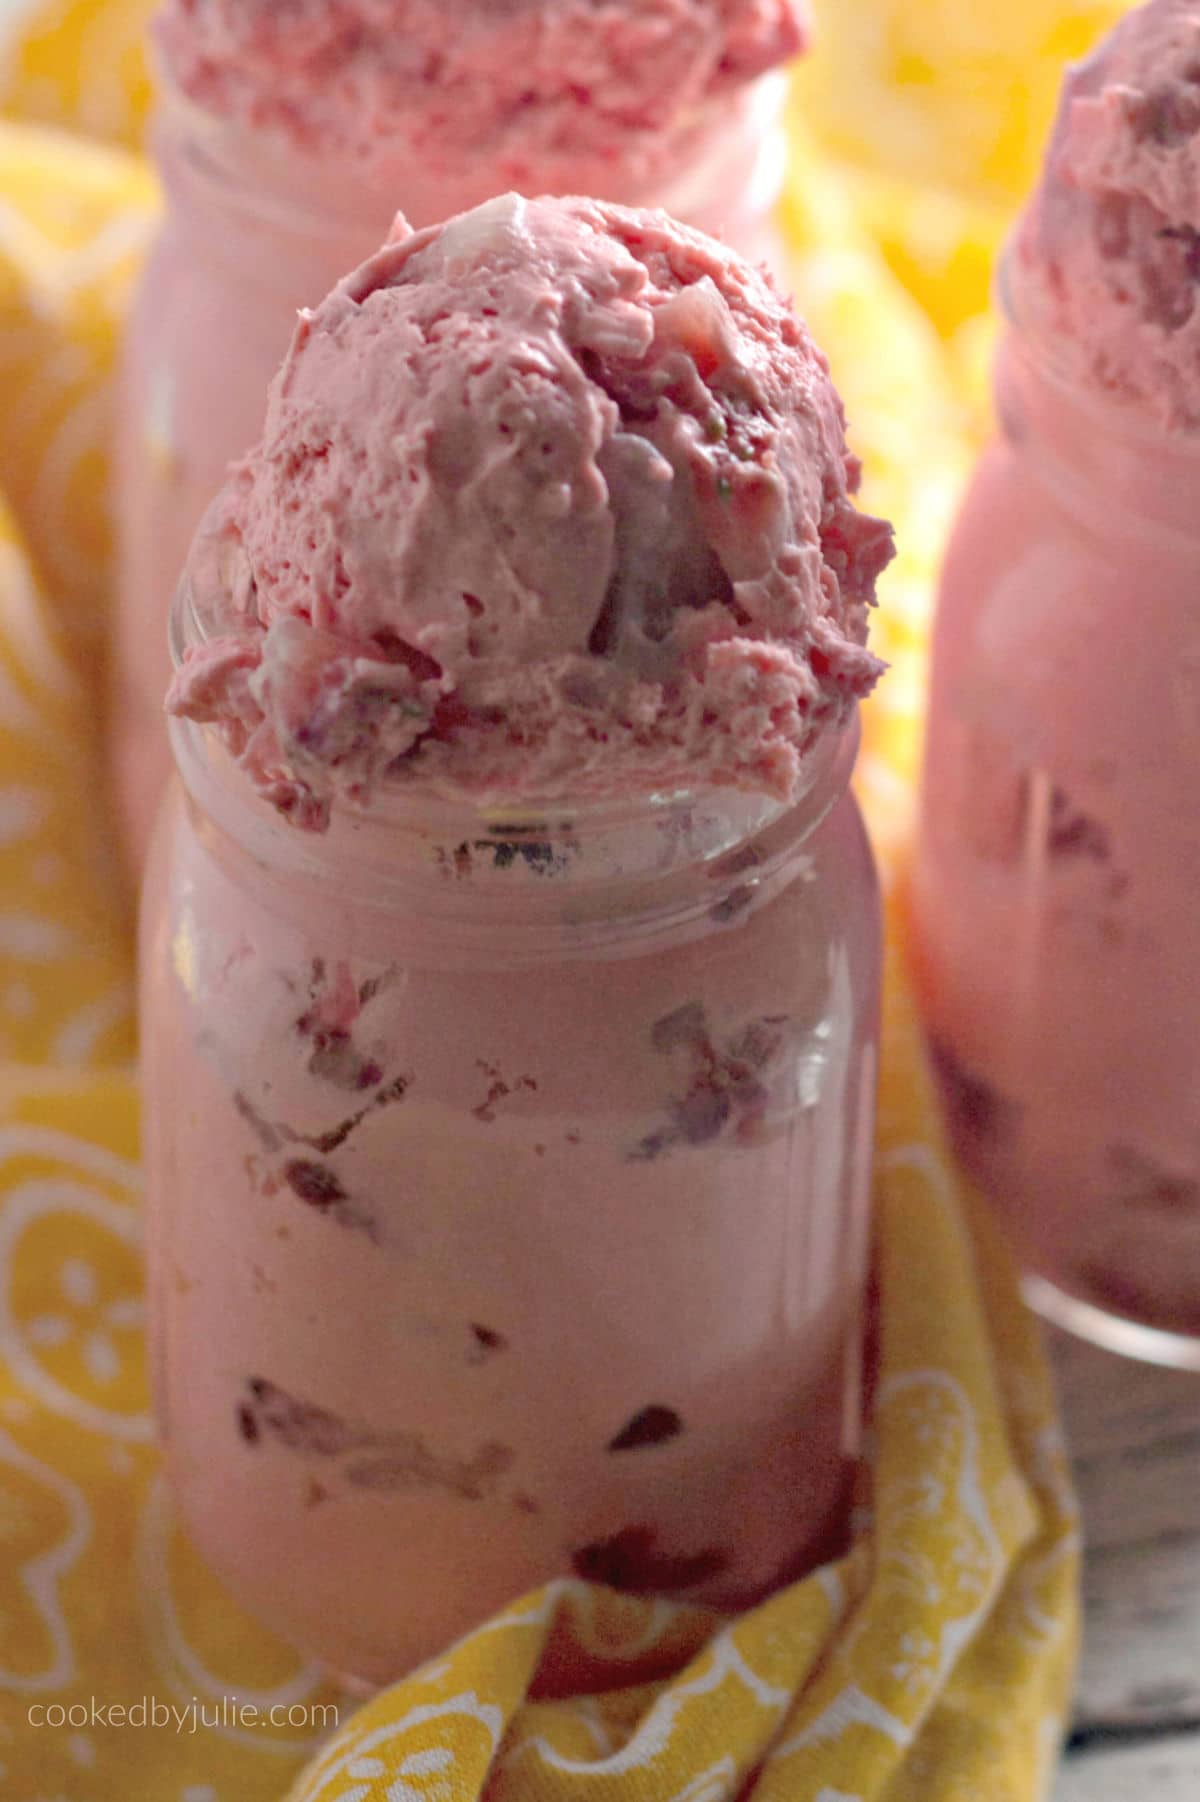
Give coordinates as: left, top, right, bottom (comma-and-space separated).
1015, 0, 1200, 427
155, 0, 809, 189
168, 194, 892, 827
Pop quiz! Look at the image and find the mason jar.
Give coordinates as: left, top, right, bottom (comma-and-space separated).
912, 256, 1200, 1367
139, 572, 882, 1684
112, 72, 789, 868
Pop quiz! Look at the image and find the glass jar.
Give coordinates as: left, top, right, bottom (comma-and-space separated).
139, 592, 881, 1684
912, 257, 1200, 1367
111, 74, 789, 870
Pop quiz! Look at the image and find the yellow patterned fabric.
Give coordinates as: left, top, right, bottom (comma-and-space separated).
0, 2, 1093, 1796
796, 1, 1128, 210
0, 120, 156, 659
0, 0, 156, 151
791, 0, 1129, 339
0, 499, 132, 1065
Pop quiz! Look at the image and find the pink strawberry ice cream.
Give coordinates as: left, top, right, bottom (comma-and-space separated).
168, 194, 892, 828
914, 0, 1200, 1353
1015, 0, 1200, 427
114, 5, 804, 874
155, 0, 809, 194
144, 196, 889, 1680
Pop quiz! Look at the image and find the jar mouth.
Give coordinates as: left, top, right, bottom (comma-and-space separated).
168, 518, 862, 951
152, 64, 788, 240
167, 516, 857, 845
168, 699, 859, 963
167, 668, 852, 848
151, 77, 397, 245
997, 237, 1200, 453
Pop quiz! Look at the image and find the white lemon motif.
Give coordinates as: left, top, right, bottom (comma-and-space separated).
0, 517, 135, 1066
507, 1627, 790, 1782
669, 1758, 738, 1802
0, 1152, 149, 1440
136, 1475, 330, 1757
295, 1696, 503, 1802
0, 1423, 90, 1692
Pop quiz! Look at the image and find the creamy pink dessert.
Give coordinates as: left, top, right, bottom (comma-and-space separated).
1016, 0, 1200, 425
157, 0, 807, 200
112, 0, 808, 868
913, 0, 1200, 1359
142, 196, 892, 1680
170, 193, 888, 818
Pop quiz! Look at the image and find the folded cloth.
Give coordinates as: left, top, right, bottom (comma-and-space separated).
0, 12, 1081, 1791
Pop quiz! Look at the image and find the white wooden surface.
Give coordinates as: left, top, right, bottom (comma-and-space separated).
1051, 1328, 1200, 1800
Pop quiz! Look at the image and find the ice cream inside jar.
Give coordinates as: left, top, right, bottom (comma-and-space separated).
112, 2, 810, 872
169, 193, 891, 819
1013, 0, 1200, 428
145, 196, 894, 1682
153, 0, 809, 215
912, 0, 1200, 1363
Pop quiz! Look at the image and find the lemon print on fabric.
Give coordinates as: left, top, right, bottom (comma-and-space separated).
0, 503, 133, 1065
2, 1201, 148, 1438
794, 1, 1129, 208
0, 1080, 145, 1435
137, 1474, 344, 1759
789, 2, 1129, 335
0, 1427, 90, 1690
0, 0, 156, 152
0, 121, 156, 662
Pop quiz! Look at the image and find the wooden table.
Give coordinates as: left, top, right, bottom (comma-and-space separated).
1051, 1329, 1200, 1799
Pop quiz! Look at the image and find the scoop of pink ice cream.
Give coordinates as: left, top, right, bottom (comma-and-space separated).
168, 194, 892, 826
1015, 0, 1200, 427
155, 0, 809, 190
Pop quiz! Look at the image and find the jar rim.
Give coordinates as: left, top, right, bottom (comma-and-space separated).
167, 502, 860, 844
997, 237, 1200, 453
166, 700, 860, 963
168, 702, 854, 839
150, 62, 789, 240
166, 522, 863, 950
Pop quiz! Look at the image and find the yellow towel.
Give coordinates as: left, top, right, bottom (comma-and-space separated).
0, 0, 155, 152
0, 3, 1086, 1794
790, 0, 1129, 336
0, 120, 157, 660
